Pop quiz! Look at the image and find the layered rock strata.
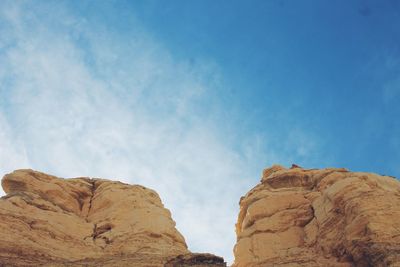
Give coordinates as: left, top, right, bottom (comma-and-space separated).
0, 169, 225, 266
234, 165, 400, 266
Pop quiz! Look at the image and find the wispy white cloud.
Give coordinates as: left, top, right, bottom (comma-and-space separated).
0, 113, 31, 196
0, 1, 324, 263
0, 1, 267, 263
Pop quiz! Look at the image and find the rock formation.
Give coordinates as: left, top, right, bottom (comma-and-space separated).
0, 169, 225, 266
165, 253, 226, 267
234, 165, 400, 266
2, 166, 400, 266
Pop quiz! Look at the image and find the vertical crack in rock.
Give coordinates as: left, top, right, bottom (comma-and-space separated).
85, 180, 112, 249
86, 179, 97, 222
85, 178, 105, 248
308, 205, 316, 227
92, 223, 97, 241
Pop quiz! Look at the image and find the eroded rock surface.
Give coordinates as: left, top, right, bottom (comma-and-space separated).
0, 169, 225, 266
234, 165, 400, 267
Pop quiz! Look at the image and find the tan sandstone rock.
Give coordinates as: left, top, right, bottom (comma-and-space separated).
234, 165, 400, 267
0, 169, 225, 266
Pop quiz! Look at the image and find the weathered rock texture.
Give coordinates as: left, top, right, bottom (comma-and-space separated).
234, 165, 400, 267
0, 169, 225, 266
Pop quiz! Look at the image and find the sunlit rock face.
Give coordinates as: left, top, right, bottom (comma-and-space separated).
0, 169, 225, 266
233, 165, 400, 267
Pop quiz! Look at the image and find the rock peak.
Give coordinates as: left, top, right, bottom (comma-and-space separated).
0, 169, 225, 266
261, 164, 286, 180
234, 166, 400, 266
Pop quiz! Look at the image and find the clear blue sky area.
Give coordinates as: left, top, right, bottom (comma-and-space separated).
73, 0, 400, 176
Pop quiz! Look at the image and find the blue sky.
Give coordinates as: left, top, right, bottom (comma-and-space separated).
0, 0, 399, 263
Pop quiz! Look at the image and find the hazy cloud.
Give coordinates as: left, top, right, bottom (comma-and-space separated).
0, 1, 264, 263
0, 1, 323, 263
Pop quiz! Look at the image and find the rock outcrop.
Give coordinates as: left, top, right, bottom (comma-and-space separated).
0, 169, 225, 266
234, 165, 400, 266
165, 253, 226, 267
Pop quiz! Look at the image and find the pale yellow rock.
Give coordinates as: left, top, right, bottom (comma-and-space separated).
0, 169, 225, 266
233, 165, 400, 267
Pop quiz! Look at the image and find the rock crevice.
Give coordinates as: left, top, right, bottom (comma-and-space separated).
85, 178, 97, 220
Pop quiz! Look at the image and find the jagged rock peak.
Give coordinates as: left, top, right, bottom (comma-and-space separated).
0, 169, 225, 266
234, 165, 400, 266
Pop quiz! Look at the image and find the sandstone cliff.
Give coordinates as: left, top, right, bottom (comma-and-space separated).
234, 165, 400, 266
0, 169, 225, 266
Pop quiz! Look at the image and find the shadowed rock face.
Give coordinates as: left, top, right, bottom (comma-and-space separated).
0, 169, 225, 266
165, 253, 226, 267
233, 165, 400, 267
